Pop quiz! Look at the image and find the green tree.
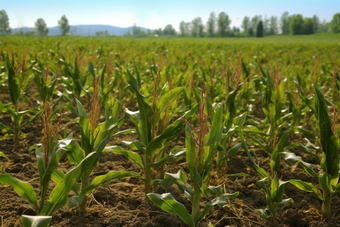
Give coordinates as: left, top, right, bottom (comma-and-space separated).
95, 30, 110, 37
331, 13, 340, 33
206, 12, 216, 37
248, 28, 254, 37
319, 19, 331, 32
179, 21, 186, 36
304, 17, 314, 34
163, 24, 176, 35
280, 11, 291, 34
58, 15, 70, 36
312, 15, 320, 33
241, 16, 250, 34
217, 12, 231, 37
250, 15, 262, 32
263, 16, 270, 34
0, 10, 11, 36
289, 14, 304, 35
35, 18, 49, 36
269, 16, 278, 35
191, 17, 203, 37
256, 21, 264, 37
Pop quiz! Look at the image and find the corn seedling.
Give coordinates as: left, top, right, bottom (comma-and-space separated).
108, 69, 197, 194
0, 55, 42, 143
0, 102, 84, 226
148, 86, 238, 227
65, 77, 140, 214
285, 84, 340, 221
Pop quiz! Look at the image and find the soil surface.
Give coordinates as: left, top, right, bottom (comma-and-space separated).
1, 93, 340, 227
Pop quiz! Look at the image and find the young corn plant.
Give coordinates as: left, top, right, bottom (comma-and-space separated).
65, 76, 140, 214
239, 127, 293, 221
108, 69, 198, 194
0, 55, 42, 143
147, 86, 239, 227
286, 84, 340, 221
0, 102, 83, 227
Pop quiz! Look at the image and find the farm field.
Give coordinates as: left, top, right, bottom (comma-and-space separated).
0, 35, 340, 227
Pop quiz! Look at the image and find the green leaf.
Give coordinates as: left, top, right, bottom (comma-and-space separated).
206, 185, 223, 197
225, 83, 242, 130
126, 69, 153, 146
270, 127, 291, 173
0, 122, 14, 133
165, 170, 194, 201
106, 146, 144, 169
239, 127, 268, 178
314, 84, 339, 186
197, 192, 239, 224
289, 179, 323, 200
147, 149, 186, 170
68, 194, 84, 208
0, 152, 9, 160
292, 126, 316, 140
81, 170, 141, 195
147, 193, 195, 227
75, 99, 91, 153
6, 55, 20, 105
40, 152, 99, 216
122, 140, 145, 152
227, 173, 249, 178
0, 174, 38, 211
281, 152, 318, 178
217, 142, 242, 168
146, 104, 198, 161
21, 215, 52, 227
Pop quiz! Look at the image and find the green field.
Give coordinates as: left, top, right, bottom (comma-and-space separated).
1, 35, 340, 226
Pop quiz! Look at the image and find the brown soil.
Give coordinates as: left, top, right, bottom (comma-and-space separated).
1, 98, 340, 227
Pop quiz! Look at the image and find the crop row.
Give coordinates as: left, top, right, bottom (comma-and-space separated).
0, 37, 340, 227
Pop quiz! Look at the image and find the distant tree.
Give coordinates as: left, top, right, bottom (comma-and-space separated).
163, 24, 176, 35
153, 28, 162, 36
179, 21, 186, 36
206, 12, 216, 37
269, 16, 278, 35
250, 15, 262, 32
319, 19, 331, 32
248, 28, 254, 37
263, 16, 270, 34
217, 12, 231, 37
311, 15, 320, 33
95, 30, 110, 37
280, 11, 291, 34
256, 21, 264, 37
191, 17, 203, 37
0, 10, 11, 35
303, 18, 314, 34
35, 18, 49, 36
241, 16, 250, 33
58, 15, 70, 36
331, 13, 340, 34
132, 24, 146, 37
289, 14, 304, 35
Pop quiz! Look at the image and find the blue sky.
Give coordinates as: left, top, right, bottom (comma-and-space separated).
3, 0, 339, 31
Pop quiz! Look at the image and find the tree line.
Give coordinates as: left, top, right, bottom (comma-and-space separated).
127, 11, 340, 38
0, 11, 70, 36
1, 9, 340, 37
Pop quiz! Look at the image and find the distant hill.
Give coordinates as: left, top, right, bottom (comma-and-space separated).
11, 25, 152, 36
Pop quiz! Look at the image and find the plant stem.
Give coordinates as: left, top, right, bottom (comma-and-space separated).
79, 171, 90, 214
144, 167, 152, 194
217, 150, 224, 175
322, 189, 331, 221
192, 192, 201, 226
